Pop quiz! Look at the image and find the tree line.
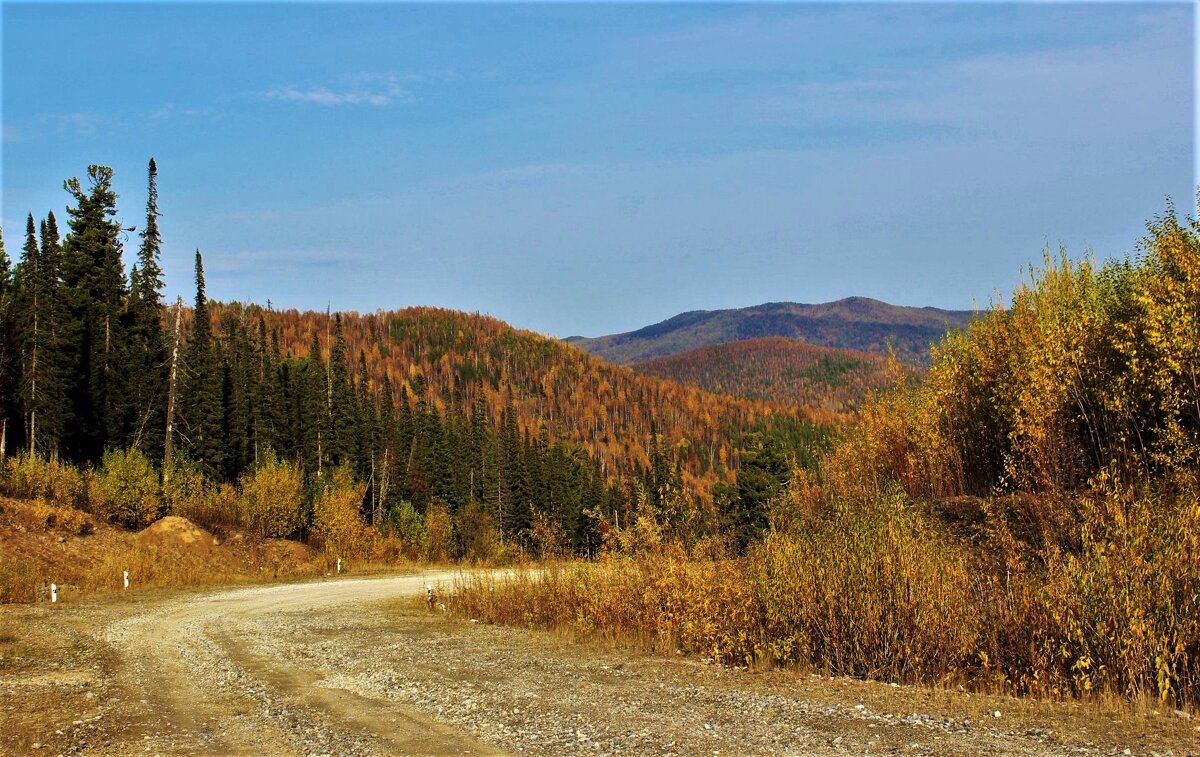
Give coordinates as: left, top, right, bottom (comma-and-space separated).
0, 161, 804, 554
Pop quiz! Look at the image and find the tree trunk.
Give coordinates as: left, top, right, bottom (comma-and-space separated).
163, 297, 184, 486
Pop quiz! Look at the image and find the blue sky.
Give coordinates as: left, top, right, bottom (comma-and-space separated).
2, 3, 1194, 338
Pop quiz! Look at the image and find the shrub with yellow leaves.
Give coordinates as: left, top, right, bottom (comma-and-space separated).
312, 465, 372, 558
239, 452, 305, 538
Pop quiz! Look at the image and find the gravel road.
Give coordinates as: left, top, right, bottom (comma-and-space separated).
2, 572, 1197, 756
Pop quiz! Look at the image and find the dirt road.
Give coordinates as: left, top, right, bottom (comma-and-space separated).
2, 572, 1197, 756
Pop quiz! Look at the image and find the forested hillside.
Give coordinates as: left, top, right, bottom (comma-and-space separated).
0, 161, 827, 558
567, 297, 974, 366
633, 337, 900, 414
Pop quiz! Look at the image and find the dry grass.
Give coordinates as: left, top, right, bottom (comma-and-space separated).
0, 495, 333, 603
453, 485, 1200, 711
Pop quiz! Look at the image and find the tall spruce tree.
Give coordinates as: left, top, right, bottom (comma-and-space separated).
181, 251, 224, 477
0, 224, 10, 308
12, 215, 68, 455
0, 225, 14, 459
125, 158, 168, 457
327, 315, 356, 467
61, 165, 128, 461
15, 217, 41, 452
221, 313, 256, 479
253, 317, 284, 461
301, 332, 328, 475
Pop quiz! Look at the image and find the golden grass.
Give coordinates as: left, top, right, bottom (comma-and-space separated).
452, 487, 1200, 711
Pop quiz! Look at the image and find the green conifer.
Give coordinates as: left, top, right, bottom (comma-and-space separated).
182, 251, 225, 477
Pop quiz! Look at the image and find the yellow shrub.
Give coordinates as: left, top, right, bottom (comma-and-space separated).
3, 453, 87, 508
163, 457, 220, 527
239, 454, 305, 538
312, 466, 371, 558
423, 501, 454, 562
457, 499, 501, 562
90, 448, 162, 529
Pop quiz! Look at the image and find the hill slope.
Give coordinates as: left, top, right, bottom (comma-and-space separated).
214, 303, 812, 500
567, 297, 974, 366
633, 337, 900, 414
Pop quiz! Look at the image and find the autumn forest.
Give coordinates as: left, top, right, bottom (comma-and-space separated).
1, 159, 1198, 711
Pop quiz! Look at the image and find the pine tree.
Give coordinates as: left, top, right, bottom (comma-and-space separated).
15, 217, 41, 452
181, 251, 224, 477
327, 315, 356, 467
61, 165, 128, 461
301, 332, 328, 476
124, 158, 168, 457
0, 225, 10, 307
11, 215, 69, 455
0, 224, 14, 460
220, 313, 256, 479
354, 353, 378, 491
727, 435, 790, 553
253, 317, 283, 460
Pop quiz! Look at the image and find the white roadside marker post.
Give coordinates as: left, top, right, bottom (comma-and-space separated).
51, 583, 57, 603
123, 570, 129, 590
337, 558, 342, 574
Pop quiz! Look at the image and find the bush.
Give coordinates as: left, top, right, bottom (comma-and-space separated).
384, 499, 425, 558
30, 499, 91, 536
239, 453, 305, 538
454, 494, 978, 679
423, 500, 455, 562
2, 453, 87, 508
90, 448, 162, 529
457, 499, 501, 562
312, 465, 371, 557
829, 207, 1200, 506
163, 456, 220, 526
751, 493, 979, 681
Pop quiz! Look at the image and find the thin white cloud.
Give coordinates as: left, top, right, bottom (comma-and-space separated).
259, 72, 411, 107
146, 103, 224, 125
207, 247, 366, 277
4, 111, 113, 141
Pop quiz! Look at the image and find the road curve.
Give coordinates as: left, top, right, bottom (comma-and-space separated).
100, 572, 499, 756
76, 571, 1198, 757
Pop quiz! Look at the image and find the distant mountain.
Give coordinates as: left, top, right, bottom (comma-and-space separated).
566, 297, 975, 366
633, 337, 902, 416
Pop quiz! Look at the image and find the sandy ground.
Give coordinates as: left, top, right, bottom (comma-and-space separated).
1, 572, 1197, 756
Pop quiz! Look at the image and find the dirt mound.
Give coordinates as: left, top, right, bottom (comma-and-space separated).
137, 516, 217, 548
267, 538, 314, 564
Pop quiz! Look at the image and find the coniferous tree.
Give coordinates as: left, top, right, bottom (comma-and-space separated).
61, 165, 128, 461
220, 313, 255, 479
727, 435, 791, 553
181, 251, 224, 476
0, 225, 14, 459
12, 215, 69, 455
327, 315, 356, 467
253, 318, 284, 460
301, 332, 328, 475
125, 158, 168, 457
0, 224, 10, 307
15, 217, 41, 452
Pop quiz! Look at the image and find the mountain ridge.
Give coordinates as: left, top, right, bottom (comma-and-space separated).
566, 296, 975, 366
